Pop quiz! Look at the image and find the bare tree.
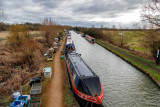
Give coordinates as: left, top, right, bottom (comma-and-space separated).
0, 9, 6, 22
41, 17, 61, 46
141, 0, 160, 64
141, 0, 160, 28
0, 2, 7, 32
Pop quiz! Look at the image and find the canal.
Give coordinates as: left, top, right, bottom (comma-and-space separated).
71, 31, 160, 107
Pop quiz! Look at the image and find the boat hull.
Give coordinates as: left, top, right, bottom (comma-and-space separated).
73, 91, 104, 107
65, 57, 104, 106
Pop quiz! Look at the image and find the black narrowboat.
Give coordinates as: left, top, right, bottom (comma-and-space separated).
65, 52, 104, 106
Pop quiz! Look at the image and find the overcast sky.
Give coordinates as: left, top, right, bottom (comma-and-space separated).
1, 0, 149, 28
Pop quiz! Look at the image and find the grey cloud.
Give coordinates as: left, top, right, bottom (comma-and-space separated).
73, 0, 140, 16
2, 0, 150, 27
32, 0, 63, 9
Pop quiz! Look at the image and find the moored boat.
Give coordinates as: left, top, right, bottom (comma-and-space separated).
65, 52, 104, 106
67, 33, 71, 39
65, 38, 76, 54
85, 35, 95, 44
81, 33, 85, 37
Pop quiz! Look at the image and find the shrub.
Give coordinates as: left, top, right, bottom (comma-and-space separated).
0, 24, 45, 96
84, 28, 105, 39
144, 29, 160, 60
8, 24, 30, 47
41, 17, 62, 46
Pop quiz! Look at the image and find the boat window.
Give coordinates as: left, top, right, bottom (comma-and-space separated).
74, 76, 79, 87
69, 60, 71, 66
71, 66, 74, 75
70, 63, 72, 70
73, 72, 76, 82
67, 56, 69, 62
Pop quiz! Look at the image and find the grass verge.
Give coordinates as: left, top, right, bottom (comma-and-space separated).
59, 37, 79, 107
61, 58, 79, 107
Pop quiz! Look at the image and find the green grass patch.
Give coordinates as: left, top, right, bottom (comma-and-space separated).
64, 86, 77, 107
102, 30, 149, 52
0, 38, 5, 41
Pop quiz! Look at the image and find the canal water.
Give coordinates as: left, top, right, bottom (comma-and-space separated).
71, 31, 160, 107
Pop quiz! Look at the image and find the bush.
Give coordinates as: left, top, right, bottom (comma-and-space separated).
8, 24, 30, 47
84, 28, 105, 39
41, 17, 62, 46
144, 30, 160, 60
0, 24, 45, 96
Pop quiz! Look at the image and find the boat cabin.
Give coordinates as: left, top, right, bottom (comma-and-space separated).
85, 35, 95, 44
66, 53, 101, 96
65, 39, 75, 54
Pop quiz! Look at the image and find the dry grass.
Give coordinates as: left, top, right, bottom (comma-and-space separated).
0, 39, 45, 96
0, 31, 42, 39
103, 30, 148, 52
0, 31, 9, 39
0, 23, 65, 106
102, 30, 154, 60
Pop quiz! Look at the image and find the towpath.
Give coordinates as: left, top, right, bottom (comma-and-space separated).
46, 37, 66, 107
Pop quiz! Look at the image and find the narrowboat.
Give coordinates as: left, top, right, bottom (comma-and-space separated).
85, 35, 95, 44
65, 38, 76, 54
67, 34, 71, 39
65, 52, 104, 106
81, 33, 85, 37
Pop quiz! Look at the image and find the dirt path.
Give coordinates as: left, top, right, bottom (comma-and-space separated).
47, 38, 66, 107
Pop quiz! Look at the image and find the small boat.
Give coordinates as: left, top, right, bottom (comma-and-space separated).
67, 34, 71, 39
65, 52, 104, 106
10, 95, 29, 107
85, 35, 95, 44
65, 38, 76, 54
81, 33, 85, 37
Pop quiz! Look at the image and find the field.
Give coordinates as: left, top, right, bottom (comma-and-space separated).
103, 31, 147, 51
102, 30, 153, 60
0, 31, 43, 42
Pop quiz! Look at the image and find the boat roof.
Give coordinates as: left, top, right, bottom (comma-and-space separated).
86, 35, 95, 39
66, 38, 73, 45
68, 53, 96, 78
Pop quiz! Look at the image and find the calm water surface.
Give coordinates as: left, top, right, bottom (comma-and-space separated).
71, 31, 160, 107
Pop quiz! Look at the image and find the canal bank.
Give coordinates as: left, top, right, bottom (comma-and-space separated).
96, 39, 160, 86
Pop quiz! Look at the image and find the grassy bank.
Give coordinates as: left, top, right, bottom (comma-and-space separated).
60, 43, 79, 106
60, 37, 79, 106
62, 59, 79, 107
96, 39, 160, 86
